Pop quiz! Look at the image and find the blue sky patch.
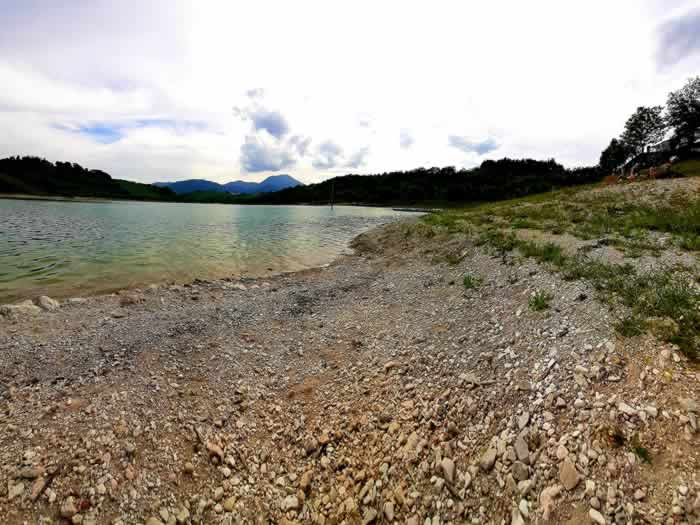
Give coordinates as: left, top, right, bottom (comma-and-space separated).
53, 119, 207, 144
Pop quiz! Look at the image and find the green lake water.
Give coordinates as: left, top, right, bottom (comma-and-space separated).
0, 199, 416, 302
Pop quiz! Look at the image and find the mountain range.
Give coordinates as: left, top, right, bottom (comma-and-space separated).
154, 174, 303, 195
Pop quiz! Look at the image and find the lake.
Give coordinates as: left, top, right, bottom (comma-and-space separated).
0, 198, 417, 303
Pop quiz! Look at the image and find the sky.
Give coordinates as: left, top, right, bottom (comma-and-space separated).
1, 1, 699, 185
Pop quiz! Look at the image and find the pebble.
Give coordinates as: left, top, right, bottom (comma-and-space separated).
589, 508, 606, 524
559, 459, 580, 491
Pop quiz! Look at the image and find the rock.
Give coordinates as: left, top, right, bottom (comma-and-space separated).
206, 441, 224, 462
383, 361, 399, 373
30, 477, 46, 501
440, 457, 455, 484
634, 489, 645, 501
146, 518, 164, 525
480, 448, 497, 471
517, 412, 530, 430
300, 470, 313, 492
589, 508, 606, 524
8, 482, 24, 500
539, 485, 562, 522
679, 398, 698, 413
37, 295, 60, 311
618, 402, 636, 417
514, 435, 529, 463
281, 495, 300, 511
223, 497, 236, 512
559, 459, 580, 490
362, 508, 378, 524
0, 300, 41, 318
511, 507, 525, 525
512, 461, 529, 481
61, 496, 78, 518
119, 292, 144, 306
519, 499, 529, 518
383, 501, 395, 521
183, 462, 194, 474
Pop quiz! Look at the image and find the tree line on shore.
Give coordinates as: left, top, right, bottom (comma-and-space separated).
599, 77, 700, 173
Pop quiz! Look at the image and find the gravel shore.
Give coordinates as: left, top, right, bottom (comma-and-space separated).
1, 216, 699, 524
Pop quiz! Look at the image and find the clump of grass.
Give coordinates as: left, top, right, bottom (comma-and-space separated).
529, 289, 552, 311
462, 273, 480, 289
615, 316, 645, 337
630, 434, 652, 464
444, 253, 463, 266
518, 240, 566, 267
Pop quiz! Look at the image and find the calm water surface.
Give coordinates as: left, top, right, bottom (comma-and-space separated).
0, 199, 417, 302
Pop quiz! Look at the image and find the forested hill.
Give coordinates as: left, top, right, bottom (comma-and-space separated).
250, 159, 602, 205
0, 156, 175, 200
0, 156, 602, 205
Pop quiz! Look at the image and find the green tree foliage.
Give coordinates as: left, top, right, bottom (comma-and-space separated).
620, 106, 667, 156
251, 159, 601, 205
599, 138, 630, 173
0, 156, 175, 200
666, 77, 700, 146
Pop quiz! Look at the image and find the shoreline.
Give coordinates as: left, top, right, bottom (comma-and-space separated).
1, 216, 698, 523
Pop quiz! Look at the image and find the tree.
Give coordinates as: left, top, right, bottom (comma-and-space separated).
599, 138, 630, 172
666, 76, 700, 146
620, 106, 667, 156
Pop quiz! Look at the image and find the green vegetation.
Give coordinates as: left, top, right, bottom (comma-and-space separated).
529, 290, 552, 311
462, 274, 480, 289
0, 156, 177, 201
248, 159, 602, 206
415, 157, 700, 358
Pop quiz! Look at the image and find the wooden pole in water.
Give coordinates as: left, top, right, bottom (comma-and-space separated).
330, 180, 335, 209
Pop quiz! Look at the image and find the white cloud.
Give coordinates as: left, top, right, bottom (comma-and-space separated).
0, 0, 698, 183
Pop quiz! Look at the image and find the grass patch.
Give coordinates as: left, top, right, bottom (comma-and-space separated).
462, 273, 480, 289
616, 316, 645, 337
518, 240, 566, 267
529, 289, 552, 311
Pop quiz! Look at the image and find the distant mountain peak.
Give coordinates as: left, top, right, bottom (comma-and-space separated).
155, 175, 303, 195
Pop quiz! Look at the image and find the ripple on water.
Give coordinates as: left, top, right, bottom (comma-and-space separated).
0, 200, 419, 301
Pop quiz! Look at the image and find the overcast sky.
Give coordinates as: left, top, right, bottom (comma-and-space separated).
1, 1, 699, 184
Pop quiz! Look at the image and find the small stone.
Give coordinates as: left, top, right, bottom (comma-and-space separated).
440, 457, 455, 484
589, 508, 606, 524
512, 461, 529, 481
539, 485, 562, 522
300, 470, 313, 492
183, 462, 194, 474
8, 482, 24, 500
559, 459, 580, 491
618, 402, 636, 416
37, 295, 60, 311
146, 519, 164, 525
362, 508, 378, 524
511, 507, 525, 525
383, 501, 395, 521
223, 497, 236, 512
514, 436, 529, 463
518, 499, 529, 518
679, 485, 689, 496
634, 489, 645, 501
480, 448, 497, 471
61, 496, 78, 518
517, 412, 530, 430
281, 494, 300, 511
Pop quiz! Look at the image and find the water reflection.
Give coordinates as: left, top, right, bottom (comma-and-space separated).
0, 199, 417, 301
